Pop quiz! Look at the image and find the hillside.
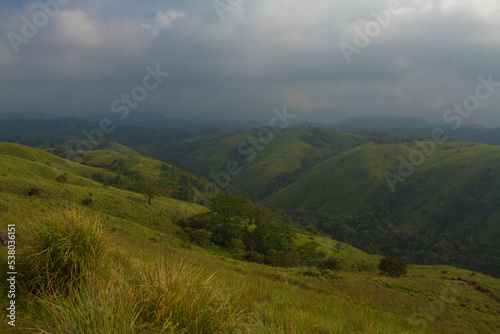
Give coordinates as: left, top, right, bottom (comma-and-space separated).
1, 142, 500, 333
264, 142, 412, 214
0, 142, 204, 239
163, 127, 367, 199
264, 141, 500, 277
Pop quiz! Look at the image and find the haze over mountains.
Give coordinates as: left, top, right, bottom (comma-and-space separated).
0, 110, 490, 132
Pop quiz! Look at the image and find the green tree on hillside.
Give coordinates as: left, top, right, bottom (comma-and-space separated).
207, 194, 254, 245
136, 180, 161, 205
378, 257, 407, 278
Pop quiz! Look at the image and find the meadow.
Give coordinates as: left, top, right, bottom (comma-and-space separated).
0, 142, 499, 333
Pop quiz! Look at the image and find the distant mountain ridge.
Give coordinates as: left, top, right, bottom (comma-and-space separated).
0, 111, 61, 120
334, 115, 433, 130
81, 110, 263, 133
333, 115, 485, 132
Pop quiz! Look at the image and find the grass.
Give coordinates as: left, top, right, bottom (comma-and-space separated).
19, 207, 111, 294
170, 127, 366, 198
1, 142, 500, 333
2, 205, 500, 333
263, 141, 500, 263
263, 142, 413, 213
3, 207, 247, 333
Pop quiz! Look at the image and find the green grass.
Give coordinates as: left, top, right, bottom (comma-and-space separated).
3, 206, 499, 333
264, 141, 500, 242
264, 142, 413, 214
19, 207, 111, 293
1, 142, 500, 333
170, 127, 366, 198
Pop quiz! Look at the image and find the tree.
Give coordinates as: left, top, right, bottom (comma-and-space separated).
207, 194, 254, 246
378, 257, 407, 278
136, 180, 161, 205
297, 241, 325, 266
187, 228, 212, 247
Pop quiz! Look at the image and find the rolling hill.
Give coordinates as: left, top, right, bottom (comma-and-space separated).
263, 141, 500, 277
1, 142, 500, 333
165, 127, 367, 199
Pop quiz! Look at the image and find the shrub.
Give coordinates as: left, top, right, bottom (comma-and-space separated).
28, 187, 43, 197
81, 193, 93, 206
378, 257, 407, 278
188, 228, 213, 247
56, 173, 68, 183
20, 208, 111, 293
228, 238, 246, 259
319, 256, 347, 271
244, 251, 266, 264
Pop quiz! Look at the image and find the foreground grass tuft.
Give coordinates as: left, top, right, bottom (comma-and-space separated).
20, 207, 111, 293
15, 207, 247, 333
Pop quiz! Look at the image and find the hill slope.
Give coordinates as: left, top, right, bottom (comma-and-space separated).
1, 142, 500, 333
165, 127, 366, 198
264, 141, 500, 277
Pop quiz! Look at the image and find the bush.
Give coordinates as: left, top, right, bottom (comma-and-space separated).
378, 257, 407, 278
81, 193, 93, 206
228, 238, 246, 259
244, 251, 266, 264
28, 187, 43, 197
56, 173, 68, 183
319, 257, 347, 271
20, 208, 111, 293
188, 228, 213, 248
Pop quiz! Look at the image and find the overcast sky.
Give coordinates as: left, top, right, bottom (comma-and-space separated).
0, 0, 499, 126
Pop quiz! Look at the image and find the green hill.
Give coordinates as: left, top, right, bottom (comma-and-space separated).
264, 141, 500, 277
1, 142, 500, 333
264, 142, 412, 214
0, 142, 204, 238
165, 127, 366, 198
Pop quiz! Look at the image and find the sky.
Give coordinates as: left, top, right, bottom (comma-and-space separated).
0, 0, 499, 126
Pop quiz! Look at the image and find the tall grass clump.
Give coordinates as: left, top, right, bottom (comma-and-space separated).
20, 207, 111, 293
32, 260, 248, 333
32, 271, 139, 334
135, 260, 248, 333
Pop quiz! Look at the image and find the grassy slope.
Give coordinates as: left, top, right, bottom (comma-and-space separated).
263, 141, 500, 279
264, 142, 413, 214
176, 128, 366, 198
264, 141, 500, 235
0, 142, 204, 240
1, 142, 500, 333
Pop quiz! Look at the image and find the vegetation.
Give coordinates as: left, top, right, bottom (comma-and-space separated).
265, 141, 500, 277
135, 180, 161, 205
378, 257, 407, 278
1, 130, 500, 332
19, 208, 110, 293
183, 194, 301, 267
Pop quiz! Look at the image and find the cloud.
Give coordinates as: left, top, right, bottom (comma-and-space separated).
141, 10, 186, 38
0, 0, 499, 126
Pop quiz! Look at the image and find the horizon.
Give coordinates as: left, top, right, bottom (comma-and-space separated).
0, 109, 495, 129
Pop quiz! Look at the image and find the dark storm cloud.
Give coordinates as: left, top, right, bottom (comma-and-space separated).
0, 0, 499, 125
